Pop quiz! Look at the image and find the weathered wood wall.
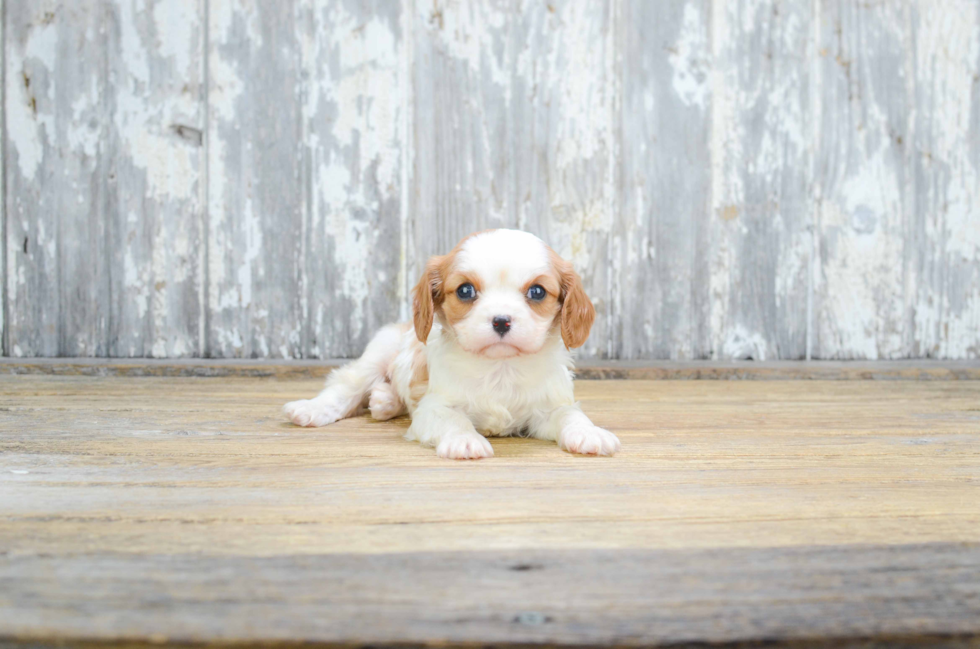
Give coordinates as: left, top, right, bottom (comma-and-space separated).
3, 0, 979, 360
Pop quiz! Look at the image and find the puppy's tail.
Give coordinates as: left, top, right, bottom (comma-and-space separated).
314, 323, 406, 420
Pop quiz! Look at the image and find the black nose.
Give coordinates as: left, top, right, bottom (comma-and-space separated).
492, 316, 512, 336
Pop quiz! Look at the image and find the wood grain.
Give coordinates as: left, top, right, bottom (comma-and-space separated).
3, 0, 980, 361
812, 1, 909, 359
303, 0, 404, 359
812, 0, 980, 359
710, 0, 812, 361
5, 1, 110, 357
207, 0, 306, 358
908, 0, 980, 359
1, 374, 980, 646
617, 0, 711, 360
1, 0, 5, 357
410, 0, 615, 358
106, 0, 206, 358
2, 546, 980, 647
2, 376, 979, 555
3, 357, 980, 380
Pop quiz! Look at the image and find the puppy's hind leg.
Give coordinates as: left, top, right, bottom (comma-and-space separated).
284, 324, 404, 427
369, 381, 406, 421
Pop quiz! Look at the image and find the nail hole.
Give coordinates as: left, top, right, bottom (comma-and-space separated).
513, 611, 551, 626
509, 563, 542, 572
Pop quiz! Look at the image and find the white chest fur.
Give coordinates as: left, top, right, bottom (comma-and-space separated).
422, 330, 576, 436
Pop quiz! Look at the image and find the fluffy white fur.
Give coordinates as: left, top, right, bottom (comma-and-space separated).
283, 229, 621, 460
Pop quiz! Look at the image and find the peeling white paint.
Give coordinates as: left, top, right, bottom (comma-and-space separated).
424, 0, 510, 93
152, 0, 196, 75
722, 325, 770, 361
306, 1, 403, 350
5, 0, 979, 360
7, 20, 58, 182
819, 148, 906, 359
669, 2, 709, 109
709, 0, 737, 358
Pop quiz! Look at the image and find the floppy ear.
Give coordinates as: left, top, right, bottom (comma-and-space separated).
412, 256, 444, 344
557, 258, 596, 349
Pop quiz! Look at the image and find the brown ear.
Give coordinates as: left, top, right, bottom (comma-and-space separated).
412, 256, 445, 343
557, 258, 596, 349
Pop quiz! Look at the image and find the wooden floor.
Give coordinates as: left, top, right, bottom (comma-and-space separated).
2, 372, 979, 647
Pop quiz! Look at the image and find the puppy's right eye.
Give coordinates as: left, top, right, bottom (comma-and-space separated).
456, 283, 477, 301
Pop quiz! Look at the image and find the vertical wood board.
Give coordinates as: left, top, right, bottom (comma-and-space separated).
304, 0, 403, 359
709, 0, 812, 361
907, 0, 980, 359
105, 0, 206, 358
207, 0, 306, 358
617, 0, 712, 360
5, 1, 110, 357
812, 1, 913, 359
411, 0, 615, 358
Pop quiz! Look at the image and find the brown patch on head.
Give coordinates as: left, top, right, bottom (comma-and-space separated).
441, 271, 482, 326
412, 230, 499, 343
548, 249, 596, 349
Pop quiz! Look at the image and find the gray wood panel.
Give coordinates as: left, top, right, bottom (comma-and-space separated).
5, 1, 110, 357
304, 0, 404, 358
2, 0, 979, 360
411, 0, 616, 358
709, 0, 812, 361
206, 0, 306, 358
813, 1, 912, 359
1, 0, 5, 356
105, 0, 205, 357
2, 546, 979, 647
908, 0, 980, 359
4, 1, 205, 359
617, 0, 711, 360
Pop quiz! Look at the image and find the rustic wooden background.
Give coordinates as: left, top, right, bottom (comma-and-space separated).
3, 0, 979, 360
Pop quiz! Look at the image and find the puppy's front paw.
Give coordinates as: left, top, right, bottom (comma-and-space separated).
283, 399, 343, 427
558, 424, 620, 456
436, 432, 494, 460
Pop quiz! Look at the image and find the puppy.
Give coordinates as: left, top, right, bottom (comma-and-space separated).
283, 229, 620, 460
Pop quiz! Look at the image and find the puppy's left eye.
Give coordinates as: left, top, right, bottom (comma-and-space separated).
456, 283, 477, 301
526, 284, 547, 301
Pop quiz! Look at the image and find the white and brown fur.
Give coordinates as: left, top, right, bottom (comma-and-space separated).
283, 229, 621, 460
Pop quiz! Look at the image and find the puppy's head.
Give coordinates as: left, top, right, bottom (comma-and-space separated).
412, 230, 595, 358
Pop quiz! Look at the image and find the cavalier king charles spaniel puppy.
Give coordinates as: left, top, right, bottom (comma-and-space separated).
283, 229, 620, 460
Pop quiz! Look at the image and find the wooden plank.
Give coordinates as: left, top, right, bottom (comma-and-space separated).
105, 0, 206, 357
1, 545, 979, 647
2, 357, 979, 380
909, 0, 980, 358
0, 0, 4, 357
617, 0, 710, 360
411, 0, 615, 358
206, 0, 306, 358
1, 375, 980, 646
709, 0, 812, 360
812, 2, 912, 359
303, 0, 404, 358
509, 0, 616, 360
4, 1, 110, 357
2, 377, 979, 554
411, 0, 516, 254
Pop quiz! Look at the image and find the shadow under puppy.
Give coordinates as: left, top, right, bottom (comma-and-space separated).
284, 229, 620, 460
